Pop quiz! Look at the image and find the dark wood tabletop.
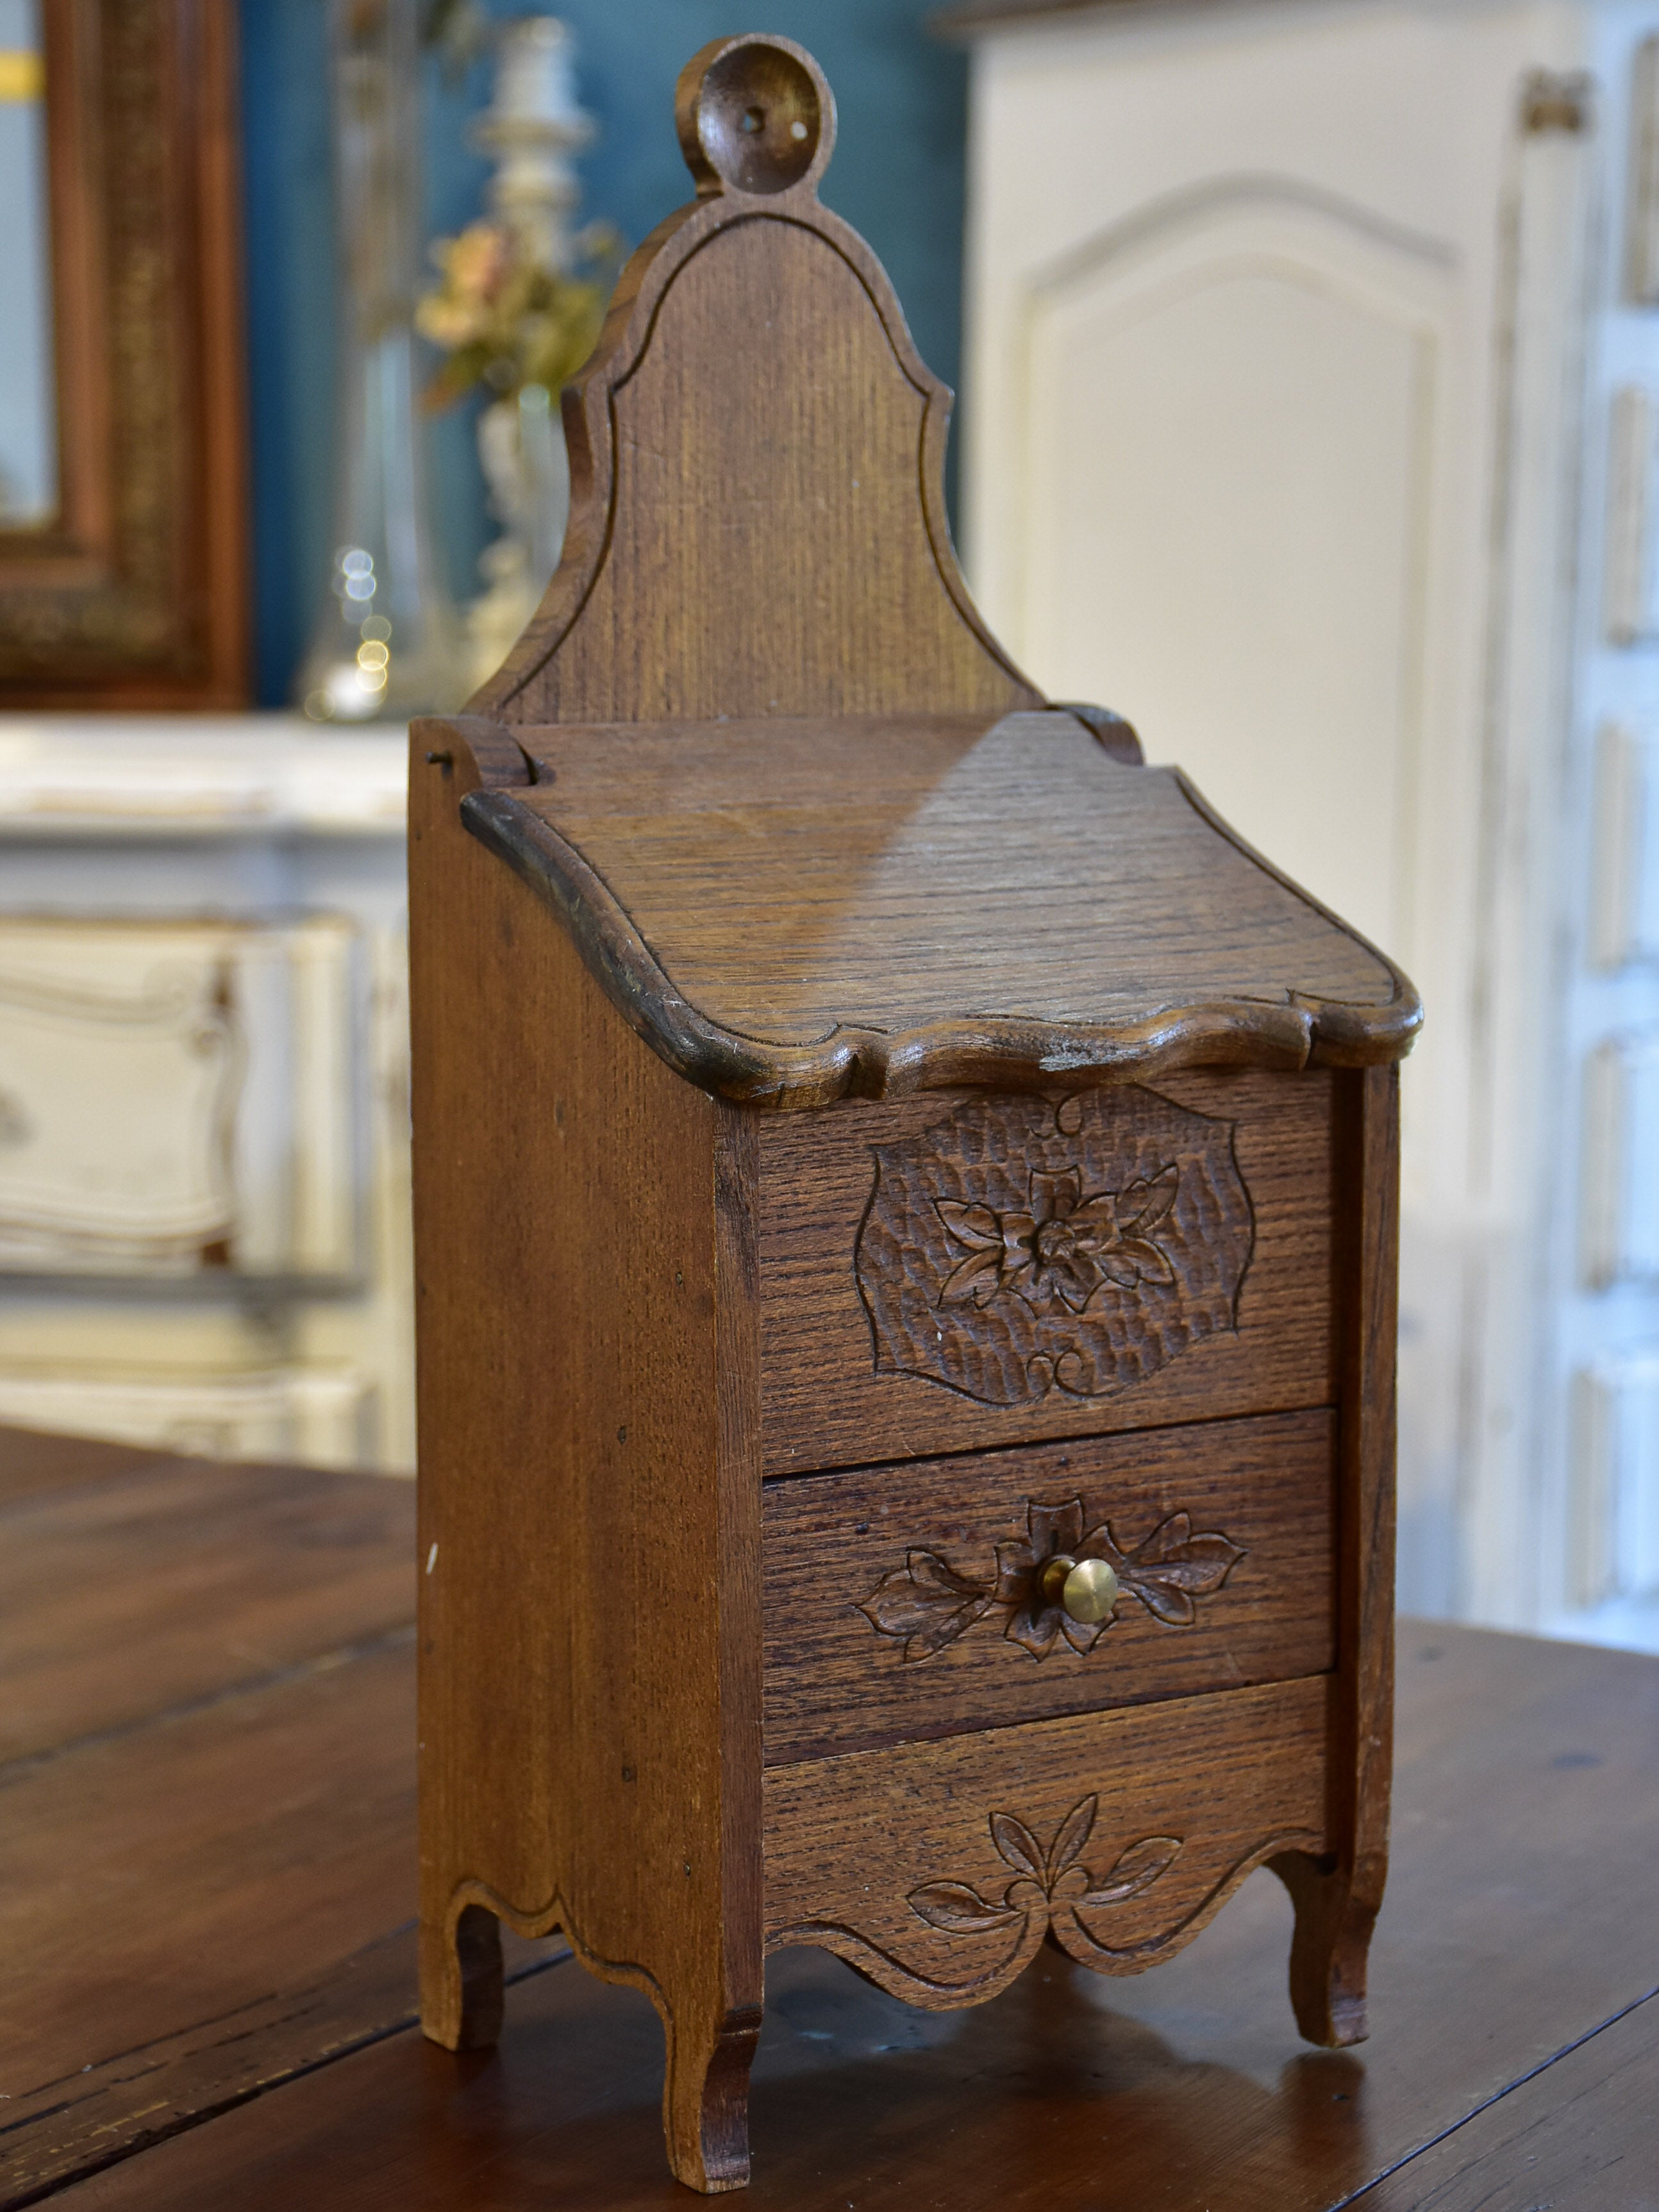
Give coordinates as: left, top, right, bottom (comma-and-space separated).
1, 1420, 1655, 2210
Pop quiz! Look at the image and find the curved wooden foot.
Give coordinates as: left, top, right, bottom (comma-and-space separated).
420, 1900, 504, 2052
1269, 1849, 1376, 2047
662, 2000, 763, 2194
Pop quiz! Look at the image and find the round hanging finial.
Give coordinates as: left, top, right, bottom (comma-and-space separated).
675, 36, 835, 199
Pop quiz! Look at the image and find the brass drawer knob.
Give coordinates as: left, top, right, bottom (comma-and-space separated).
1037, 1554, 1120, 1626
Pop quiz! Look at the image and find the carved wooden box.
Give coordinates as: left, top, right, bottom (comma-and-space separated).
409, 36, 1421, 2195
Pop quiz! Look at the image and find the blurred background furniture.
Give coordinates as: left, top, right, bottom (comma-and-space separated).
1, 1417, 1653, 2208
0, 717, 414, 1468
949, 0, 1659, 1647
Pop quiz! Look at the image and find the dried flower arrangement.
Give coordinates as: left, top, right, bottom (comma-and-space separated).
415, 215, 619, 412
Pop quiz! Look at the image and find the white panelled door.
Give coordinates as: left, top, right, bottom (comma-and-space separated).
1019, 187, 1446, 958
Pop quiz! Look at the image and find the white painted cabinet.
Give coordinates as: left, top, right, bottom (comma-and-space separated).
955, 0, 1659, 1642
0, 717, 413, 1471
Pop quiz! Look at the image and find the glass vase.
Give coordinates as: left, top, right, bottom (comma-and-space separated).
297, 0, 464, 722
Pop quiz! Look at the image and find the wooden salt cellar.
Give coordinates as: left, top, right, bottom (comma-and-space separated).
410, 35, 1421, 2193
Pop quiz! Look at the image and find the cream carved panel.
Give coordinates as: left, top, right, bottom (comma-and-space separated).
0, 715, 412, 1474
1589, 723, 1659, 967
1603, 387, 1659, 645
0, 916, 360, 1277
1628, 34, 1659, 304
1581, 1031, 1659, 1290
1015, 188, 1449, 959
1571, 1354, 1659, 1607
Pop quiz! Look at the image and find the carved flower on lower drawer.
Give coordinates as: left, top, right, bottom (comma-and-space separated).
856, 1493, 1246, 1661
908, 1794, 1181, 1940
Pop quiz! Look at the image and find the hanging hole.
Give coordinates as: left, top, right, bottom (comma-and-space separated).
683, 38, 829, 195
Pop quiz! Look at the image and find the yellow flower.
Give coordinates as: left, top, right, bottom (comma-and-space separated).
439, 220, 512, 303
414, 293, 485, 349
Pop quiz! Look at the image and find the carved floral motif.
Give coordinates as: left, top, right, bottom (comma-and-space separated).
909, 1795, 1180, 1943
773, 1797, 1322, 2002
855, 1087, 1254, 1405
856, 1495, 1246, 1661
938, 1163, 1178, 1313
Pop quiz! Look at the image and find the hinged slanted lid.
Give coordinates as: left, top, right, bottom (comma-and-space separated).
427, 37, 1419, 1111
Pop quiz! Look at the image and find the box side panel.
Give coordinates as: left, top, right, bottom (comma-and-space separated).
409, 736, 761, 2033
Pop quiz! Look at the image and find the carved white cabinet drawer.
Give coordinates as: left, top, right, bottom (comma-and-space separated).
0, 916, 362, 1277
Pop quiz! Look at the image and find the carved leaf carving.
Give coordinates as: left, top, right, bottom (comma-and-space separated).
855, 1550, 996, 1661
1046, 1793, 1097, 1881
856, 1497, 1246, 1662
856, 1088, 1255, 1406
907, 1881, 1021, 1934
1078, 1834, 1182, 1907
905, 1798, 1183, 1951
1113, 1165, 1178, 1238
1117, 1515, 1246, 1627
989, 1812, 1045, 1882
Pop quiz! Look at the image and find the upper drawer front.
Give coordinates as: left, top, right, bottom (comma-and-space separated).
756, 1068, 1332, 1475
763, 1408, 1334, 1765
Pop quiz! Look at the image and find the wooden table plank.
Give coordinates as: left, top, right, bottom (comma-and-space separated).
0, 1641, 420, 2101
0, 1924, 565, 2207
0, 1426, 178, 1511
0, 1428, 570, 2208
41, 1621, 1659, 2211
1353, 1990, 1659, 2209
0, 1424, 417, 1764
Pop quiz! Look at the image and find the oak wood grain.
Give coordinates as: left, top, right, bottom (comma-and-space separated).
756, 1068, 1333, 1472
461, 713, 1418, 1107
0, 1445, 415, 1765
761, 1678, 1328, 2006
0, 1422, 529, 2206
0, 1422, 178, 1508
0, 1922, 563, 2206
440, 28, 1415, 1112
409, 726, 763, 2191
473, 114, 1033, 728
1272, 1064, 1399, 2048
762, 1409, 1335, 1763
1351, 1986, 1659, 2209
0, 1638, 418, 2104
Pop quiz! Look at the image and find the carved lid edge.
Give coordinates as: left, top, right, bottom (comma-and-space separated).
459, 785, 1422, 1112
1170, 766, 1423, 1063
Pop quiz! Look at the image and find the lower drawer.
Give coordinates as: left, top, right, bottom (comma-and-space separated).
762, 1676, 1330, 2006
762, 1408, 1335, 1763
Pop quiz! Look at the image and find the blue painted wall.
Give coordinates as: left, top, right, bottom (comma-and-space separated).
239, 3, 970, 706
